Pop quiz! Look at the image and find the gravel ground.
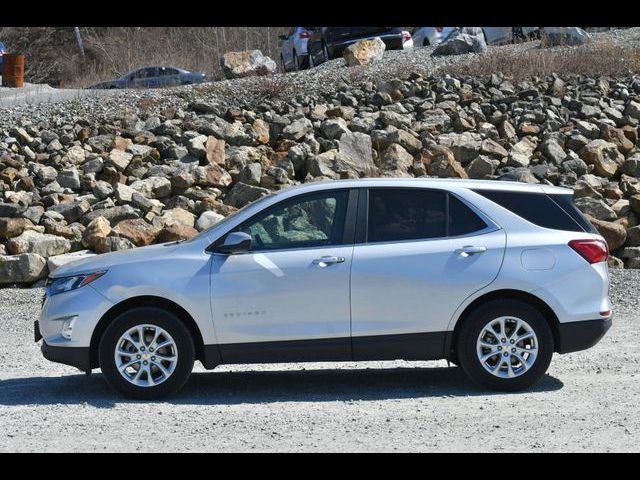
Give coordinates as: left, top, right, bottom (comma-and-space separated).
0, 269, 638, 452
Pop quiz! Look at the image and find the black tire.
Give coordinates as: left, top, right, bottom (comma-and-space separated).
292, 50, 299, 71
457, 299, 554, 392
99, 307, 195, 400
322, 42, 331, 62
423, 38, 430, 47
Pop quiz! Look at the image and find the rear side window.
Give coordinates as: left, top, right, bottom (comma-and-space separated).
474, 189, 587, 232
448, 194, 487, 236
548, 194, 598, 234
367, 189, 489, 242
368, 189, 446, 242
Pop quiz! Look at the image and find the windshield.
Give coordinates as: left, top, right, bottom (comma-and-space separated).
185, 193, 277, 244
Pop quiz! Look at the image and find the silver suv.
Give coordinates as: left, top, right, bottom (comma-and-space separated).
36, 179, 612, 399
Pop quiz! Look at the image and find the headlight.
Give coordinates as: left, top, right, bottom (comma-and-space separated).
47, 271, 107, 296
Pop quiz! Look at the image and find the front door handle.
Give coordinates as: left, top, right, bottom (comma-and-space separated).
455, 245, 487, 256
312, 256, 345, 267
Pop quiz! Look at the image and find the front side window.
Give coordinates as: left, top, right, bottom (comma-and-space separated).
236, 191, 349, 251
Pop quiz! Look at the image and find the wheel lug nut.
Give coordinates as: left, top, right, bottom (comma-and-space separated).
140, 347, 145, 351
510, 340, 515, 344
498, 346, 502, 351
136, 355, 141, 359
151, 356, 156, 361
511, 348, 516, 353
503, 352, 508, 357
143, 361, 148, 365
501, 338, 506, 343
149, 348, 154, 352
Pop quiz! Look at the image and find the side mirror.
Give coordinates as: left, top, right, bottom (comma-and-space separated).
212, 232, 252, 255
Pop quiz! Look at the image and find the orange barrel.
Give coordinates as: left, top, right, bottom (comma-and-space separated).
2, 54, 25, 88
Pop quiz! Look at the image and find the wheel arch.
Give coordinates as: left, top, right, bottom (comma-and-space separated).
446, 289, 561, 360
89, 296, 206, 369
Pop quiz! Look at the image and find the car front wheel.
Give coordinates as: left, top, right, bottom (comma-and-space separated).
99, 307, 195, 399
457, 300, 554, 391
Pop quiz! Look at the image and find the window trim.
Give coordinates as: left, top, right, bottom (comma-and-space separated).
208, 188, 359, 254
356, 186, 500, 246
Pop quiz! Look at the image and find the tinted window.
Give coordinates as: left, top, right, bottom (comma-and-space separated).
448, 195, 487, 236
237, 191, 349, 251
368, 189, 446, 242
474, 190, 585, 232
549, 194, 598, 234
159, 67, 178, 76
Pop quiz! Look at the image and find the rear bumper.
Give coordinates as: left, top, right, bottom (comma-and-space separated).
41, 341, 91, 373
557, 317, 612, 354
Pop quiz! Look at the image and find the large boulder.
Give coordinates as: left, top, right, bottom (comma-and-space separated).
427, 145, 469, 179
338, 132, 376, 176
579, 140, 623, 178
0, 253, 47, 286
584, 215, 627, 251
7, 230, 71, 258
224, 182, 270, 208
433, 27, 487, 56
47, 250, 97, 276
574, 197, 617, 221
220, 50, 277, 79
112, 218, 161, 246
541, 27, 590, 47
343, 37, 386, 66
82, 216, 111, 249
196, 211, 225, 231
0, 217, 36, 239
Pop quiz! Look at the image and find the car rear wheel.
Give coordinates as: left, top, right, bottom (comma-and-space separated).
457, 300, 553, 391
293, 51, 300, 71
99, 307, 195, 399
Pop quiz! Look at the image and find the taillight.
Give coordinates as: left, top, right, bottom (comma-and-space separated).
436, 27, 444, 32
299, 31, 310, 39
402, 31, 412, 42
568, 239, 608, 264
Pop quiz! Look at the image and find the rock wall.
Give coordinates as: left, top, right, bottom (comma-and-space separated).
1, 71, 640, 285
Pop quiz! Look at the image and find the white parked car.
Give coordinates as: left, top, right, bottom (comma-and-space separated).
411, 27, 456, 46
36, 179, 612, 399
279, 27, 315, 71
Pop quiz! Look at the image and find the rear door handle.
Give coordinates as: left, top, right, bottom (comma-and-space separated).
455, 245, 487, 256
312, 256, 345, 266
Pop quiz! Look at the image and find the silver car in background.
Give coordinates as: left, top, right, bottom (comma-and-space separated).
279, 27, 315, 71
411, 27, 456, 46
88, 66, 206, 89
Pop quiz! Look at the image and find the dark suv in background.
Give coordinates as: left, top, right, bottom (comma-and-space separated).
307, 27, 406, 66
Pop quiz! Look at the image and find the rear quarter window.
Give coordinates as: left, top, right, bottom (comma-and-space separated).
473, 189, 588, 233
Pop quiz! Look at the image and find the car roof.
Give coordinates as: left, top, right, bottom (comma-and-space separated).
271, 178, 572, 197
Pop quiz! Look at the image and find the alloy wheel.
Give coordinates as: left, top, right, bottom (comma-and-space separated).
476, 316, 538, 378
114, 324, 178, 387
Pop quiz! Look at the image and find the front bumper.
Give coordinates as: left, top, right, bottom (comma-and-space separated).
41, 340, 92, 373
557, 317, 612, 354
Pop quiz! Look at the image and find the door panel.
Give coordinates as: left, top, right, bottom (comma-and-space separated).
211, 245, 353, 345
350, 228, 506, 338
210, 188, 356, 360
